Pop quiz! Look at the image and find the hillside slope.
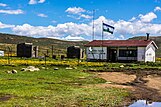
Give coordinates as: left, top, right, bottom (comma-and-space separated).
0, 33, 161, 57
0, 33, 88, 56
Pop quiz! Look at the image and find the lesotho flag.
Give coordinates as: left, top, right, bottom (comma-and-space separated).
103, 23, 115, 34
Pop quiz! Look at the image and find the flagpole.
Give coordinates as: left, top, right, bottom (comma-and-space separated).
101, 21, 104, 60
92, 10, 95, 40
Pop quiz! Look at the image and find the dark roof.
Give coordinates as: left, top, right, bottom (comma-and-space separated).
84, 40, 157, 48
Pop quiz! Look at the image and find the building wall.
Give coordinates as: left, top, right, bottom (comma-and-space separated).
86, 47, 107, 60
137, 47, 146, 62
0, 51, 4, 56
145, 44, 156, 62
86, 44, 156, 62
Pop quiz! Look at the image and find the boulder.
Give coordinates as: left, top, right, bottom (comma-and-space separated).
120, 65, 124, 68
6, 70, 12, 74
11, 69, 17, 74
21, 68, 26, 71
65, 67, 73, 70
54, 68, 59, 70
21, 66, 40, 72
41, 67, 45, 69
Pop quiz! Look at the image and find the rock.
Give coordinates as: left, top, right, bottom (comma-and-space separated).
120, 65, 124, 68
41, 67, 45, 69
11, 69, 17, 74
21, 68, 26, 71
79, 77, 86, 79
105, 81, 112, 84
21, 66, 40, 72
54, 68, 59, 70
98, 73, 102, 75
6, 71, 12, 74
73, 83, 82, 85
73, 67, 77, 69
65, 67, 73, 70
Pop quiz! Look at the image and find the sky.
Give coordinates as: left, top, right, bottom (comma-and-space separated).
0, 0, 161, 41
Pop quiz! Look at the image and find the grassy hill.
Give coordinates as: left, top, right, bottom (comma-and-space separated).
0, 33, 88, 56
129, 36, 161, 57
0, 33, 161, 57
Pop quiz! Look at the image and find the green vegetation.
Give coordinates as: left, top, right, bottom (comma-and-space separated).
0, 65, 129, 107
0, 33, 88, 56
1, 33, 161, 106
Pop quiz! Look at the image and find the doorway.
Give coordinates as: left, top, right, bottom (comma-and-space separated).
109, 49, 117, 62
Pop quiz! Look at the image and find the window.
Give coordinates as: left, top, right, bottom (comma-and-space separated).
119, 50, 137, 57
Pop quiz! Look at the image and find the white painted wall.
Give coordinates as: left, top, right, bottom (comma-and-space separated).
86, 47, 107, 60
145, 44, 156, 62
0, 51, 4, 56
118, 57, 137, 61
137, 47, 145, 62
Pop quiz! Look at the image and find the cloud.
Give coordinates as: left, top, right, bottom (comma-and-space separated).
129, 17, 136, 22
119, 35, 125, 39
37, 13, 48, 18
0, 3, 7, 7
6, 7, 161, 41
66, 7, 92, 20
11, 14, 161, 40
38, 0, 45, 3
0, 9, 24, 15
63, 35, 85, 41
29, 0, 45, 5
80, 14, 92, 19
29, 0, 37, 4
51, 20, 57, 24
65, 7, 86, 14
0, 22, 15, 29
154, 6, 161, 12
12, 22, 92, 38
139, 12, 157, 23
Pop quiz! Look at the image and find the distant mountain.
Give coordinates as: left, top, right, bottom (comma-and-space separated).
0, 33, 88, 56
129, 36, 161, 57
0, 33, 161, 57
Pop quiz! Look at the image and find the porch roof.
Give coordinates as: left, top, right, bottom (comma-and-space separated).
85, 40, 155, 47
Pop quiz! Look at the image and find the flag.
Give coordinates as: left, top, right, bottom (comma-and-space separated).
103, 23, 115, 34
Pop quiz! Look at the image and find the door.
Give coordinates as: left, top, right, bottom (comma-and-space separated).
109, 49, 117, 62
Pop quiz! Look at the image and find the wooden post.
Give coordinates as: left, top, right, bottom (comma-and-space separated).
52, 45, 54, 58
101, 21, 104, 60
44, 54, 47, 70
7, 47, 11, 65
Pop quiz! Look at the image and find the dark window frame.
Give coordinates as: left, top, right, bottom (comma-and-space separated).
119, 49, 137, 57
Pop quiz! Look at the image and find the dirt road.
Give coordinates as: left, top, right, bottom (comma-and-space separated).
95, 71, 161, 104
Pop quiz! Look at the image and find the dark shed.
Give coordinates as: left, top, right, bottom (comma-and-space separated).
17, 43, 38, 58
67, 46, 82, 59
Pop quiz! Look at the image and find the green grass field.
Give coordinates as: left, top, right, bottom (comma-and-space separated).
0, 65, 129, 107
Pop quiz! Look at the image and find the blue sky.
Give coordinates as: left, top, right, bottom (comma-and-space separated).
0, 0, 161, 41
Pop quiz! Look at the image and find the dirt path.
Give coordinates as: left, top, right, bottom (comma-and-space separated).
95, 71, 161, 103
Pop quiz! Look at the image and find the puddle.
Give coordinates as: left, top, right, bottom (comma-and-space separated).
129, 100, 161, 107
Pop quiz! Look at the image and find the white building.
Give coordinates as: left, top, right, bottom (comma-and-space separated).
0, 51, 4, 56
85, 40, 158, 62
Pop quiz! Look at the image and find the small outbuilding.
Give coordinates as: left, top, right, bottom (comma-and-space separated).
17, 43, 38, 58
85, 39, 158, 62
67, 46, 84, 59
